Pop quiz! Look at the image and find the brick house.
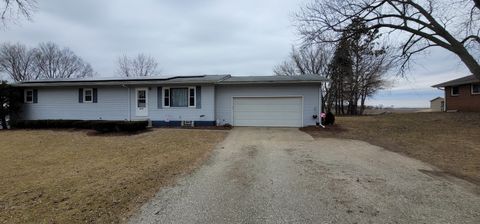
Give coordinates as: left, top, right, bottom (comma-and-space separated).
432, 75, 480, 112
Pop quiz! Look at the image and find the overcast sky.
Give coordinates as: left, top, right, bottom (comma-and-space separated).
0, 0, 470, 107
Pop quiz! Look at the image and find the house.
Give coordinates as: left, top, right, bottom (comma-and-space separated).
432, 75, 480, 112
14, 75, 327, 127
429, 97, 444, 112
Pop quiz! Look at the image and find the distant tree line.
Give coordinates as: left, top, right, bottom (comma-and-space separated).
0, 42, 95, 81
0, 42, 163, 81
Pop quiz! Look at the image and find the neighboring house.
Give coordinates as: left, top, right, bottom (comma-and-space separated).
432, 75, 480, 112
429, 97, 444, 112
14, 75, 327, 127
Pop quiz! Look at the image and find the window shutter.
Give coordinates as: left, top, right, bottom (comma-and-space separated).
93, 88, 98, 103
196, 86, 201, 109
33, 89, 38, 103
157, 87, 163, 109
79, 88, 83, 103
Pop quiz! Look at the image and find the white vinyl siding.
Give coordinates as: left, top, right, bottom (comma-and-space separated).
233, 97, 303, 127
21, 87, 129, 120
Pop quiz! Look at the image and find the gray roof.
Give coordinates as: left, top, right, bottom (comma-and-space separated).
218, 75, 328, 84
13, 74, 327, 87
432, 75, 480, 88
430, 97, 444, 102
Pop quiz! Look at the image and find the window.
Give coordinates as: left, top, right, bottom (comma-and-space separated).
189, 87, 196, 107
137, 89, 146, 108
451, 86, 459, 96
163, 87, 196, 108
84, 88, 93, 102
472, 84, 480, 95
164, 88, 170, 107
24, 89, 33, 103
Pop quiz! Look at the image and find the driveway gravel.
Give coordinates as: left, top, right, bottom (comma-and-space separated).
129, 127, 480, 224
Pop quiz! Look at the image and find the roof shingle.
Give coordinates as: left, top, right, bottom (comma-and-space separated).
13, 74, 328, 87
432, 75, 480, 87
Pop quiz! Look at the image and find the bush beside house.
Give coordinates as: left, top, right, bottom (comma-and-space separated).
11, 120, 149, 133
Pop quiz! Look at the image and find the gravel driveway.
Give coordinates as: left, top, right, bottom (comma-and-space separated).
129, 127, 480, 224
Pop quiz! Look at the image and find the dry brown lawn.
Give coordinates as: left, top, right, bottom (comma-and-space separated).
301, 112, 480, 185
0, 129, 227, 223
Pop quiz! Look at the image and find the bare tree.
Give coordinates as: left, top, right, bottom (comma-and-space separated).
354, 46, 392, 115
116, 54, 160, 77
296, 0, 480, 79
1, 0, 37, 26
0, 42, 37, 81
274, 45, 331, 76
117, 55, 131, 77
34, 42, 95, 79
274, 44, 334, 114
0, 42, 95, 81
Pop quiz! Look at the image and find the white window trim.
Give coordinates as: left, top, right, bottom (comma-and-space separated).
162, 86, 196, 108
83, 88, 93, 103
471, 84, 480, 95
24, 89, 34, 103
451, 86, 459, 96
136, 88, 148, 108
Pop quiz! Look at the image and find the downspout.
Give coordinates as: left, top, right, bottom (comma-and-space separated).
443, 87, 447, 112
319, 82, 325, 128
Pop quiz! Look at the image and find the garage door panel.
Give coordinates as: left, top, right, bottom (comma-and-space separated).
234, 120, 300, 127
233, 97, 302, 127
234, 118, 300, 126
234, 112, 301, 119
234, 106, 301, 112
234, 100, 300, 106
234, 98, 299, 104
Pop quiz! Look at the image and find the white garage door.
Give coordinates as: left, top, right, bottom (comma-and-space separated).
233, 97, 303, 127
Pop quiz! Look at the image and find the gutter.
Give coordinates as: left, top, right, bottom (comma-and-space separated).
216, 80, 327, 85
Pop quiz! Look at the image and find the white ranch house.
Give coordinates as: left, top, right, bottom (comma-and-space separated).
15, 75, 327, 127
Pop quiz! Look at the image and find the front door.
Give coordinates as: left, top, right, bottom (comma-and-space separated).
136, 88, 148, 117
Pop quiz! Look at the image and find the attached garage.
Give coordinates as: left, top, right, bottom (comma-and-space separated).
215, 82, 325, 128
232, 97, 303, 127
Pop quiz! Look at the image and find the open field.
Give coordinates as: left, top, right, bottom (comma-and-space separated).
301, 112, 480, 185
0, 129, 227, 223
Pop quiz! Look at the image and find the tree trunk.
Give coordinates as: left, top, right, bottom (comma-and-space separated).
359, 95, 367, 115
453, 44, 480, 79
0, 117, 7, 130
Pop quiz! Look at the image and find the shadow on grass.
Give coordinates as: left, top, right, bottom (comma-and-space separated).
86, 128, 154, 137
300, 124, 348, 137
